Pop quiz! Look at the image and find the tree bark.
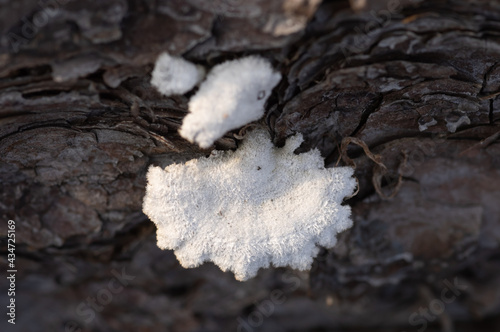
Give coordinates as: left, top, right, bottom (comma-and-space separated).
1, 0, 499, 331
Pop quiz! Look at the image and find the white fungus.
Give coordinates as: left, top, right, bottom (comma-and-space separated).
143, 129, 356, 281
179, 56, 282, 149
445, 113, 471, 133
151, 52, 205, 96
418, 116, 437, 132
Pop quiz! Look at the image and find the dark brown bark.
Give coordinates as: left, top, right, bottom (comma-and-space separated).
1, 0, 499, 331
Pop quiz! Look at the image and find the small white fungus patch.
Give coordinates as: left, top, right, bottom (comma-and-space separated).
446, 113, 471, 133
179, 56, 282, 148
143, 129, 356, 281
151, 52, 205, 96
418, 116, 437, 132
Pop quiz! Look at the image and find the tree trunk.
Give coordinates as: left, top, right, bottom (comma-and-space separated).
1, 0, 499, 331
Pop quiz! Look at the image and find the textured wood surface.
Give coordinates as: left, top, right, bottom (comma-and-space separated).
1, 0, 499, 331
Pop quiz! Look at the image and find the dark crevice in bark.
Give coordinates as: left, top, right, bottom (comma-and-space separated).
350, 94, 384, 137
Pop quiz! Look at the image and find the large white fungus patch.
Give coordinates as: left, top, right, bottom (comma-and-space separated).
179, 56, 282, 148
143, 129, 356, 281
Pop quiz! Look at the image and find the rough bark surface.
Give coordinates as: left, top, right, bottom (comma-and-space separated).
1, 0, 499, 331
